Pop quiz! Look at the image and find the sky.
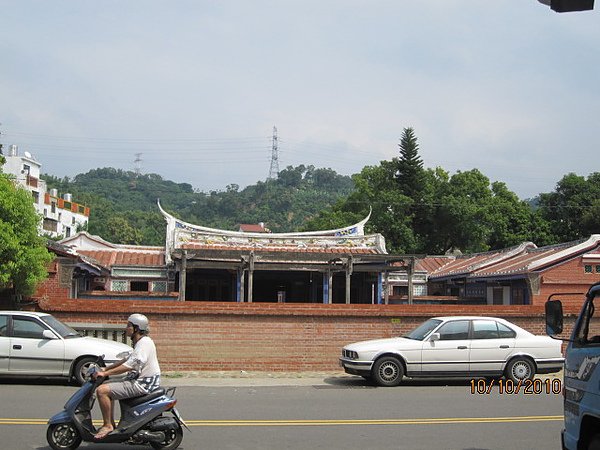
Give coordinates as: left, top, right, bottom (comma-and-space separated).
1, 1, 599, 200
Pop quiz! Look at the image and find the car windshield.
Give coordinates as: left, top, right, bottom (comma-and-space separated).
403, 319, 443, 341
40, 315, 80, 338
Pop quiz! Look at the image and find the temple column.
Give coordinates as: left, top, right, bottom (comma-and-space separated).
247, 251, 254, 303
345, 256, 353, 304
237, 267, 244, 302
407, 256, 415, 305
179, 250, 187, 301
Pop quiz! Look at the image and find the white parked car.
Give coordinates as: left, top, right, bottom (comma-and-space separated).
339, 316, 564, 387
0, 311, 132, 385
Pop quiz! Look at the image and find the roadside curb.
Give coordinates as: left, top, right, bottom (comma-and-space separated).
160, 370, 564, 387
162, 371, 350, 387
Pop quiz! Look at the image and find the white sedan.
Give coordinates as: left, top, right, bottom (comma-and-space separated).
339, 316, 564, 386
0, 311, 132, 385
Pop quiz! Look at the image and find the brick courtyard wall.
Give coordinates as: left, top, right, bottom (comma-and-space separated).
35, 297, 584, 372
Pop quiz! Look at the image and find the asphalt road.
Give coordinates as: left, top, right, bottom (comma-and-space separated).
0, 375, 564, 450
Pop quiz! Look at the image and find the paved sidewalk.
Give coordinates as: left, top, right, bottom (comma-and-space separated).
162, 370, 351, 387
161, 369, 564, 387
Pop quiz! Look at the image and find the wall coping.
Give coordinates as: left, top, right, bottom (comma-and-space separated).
33, 297, 582, 318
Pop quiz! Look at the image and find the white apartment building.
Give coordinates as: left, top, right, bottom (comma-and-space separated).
2, 144, 89, 238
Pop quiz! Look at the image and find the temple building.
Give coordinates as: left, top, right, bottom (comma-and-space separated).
159, 202, 411, 304
55, 202, 414, 305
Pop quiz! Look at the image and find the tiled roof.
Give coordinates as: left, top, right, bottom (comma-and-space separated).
428, 242, 537, 279
390, 256, 455, 273
473, 245, 571, 277
430, 236, 600, 280
78, 249, 165, 268
416, 256, 455, 273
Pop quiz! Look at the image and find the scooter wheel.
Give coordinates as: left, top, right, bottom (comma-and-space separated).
150, 425, 183, 450
47, 423, 82, 450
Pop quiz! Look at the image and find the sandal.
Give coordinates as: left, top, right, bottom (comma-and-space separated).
94, 426, 113, 439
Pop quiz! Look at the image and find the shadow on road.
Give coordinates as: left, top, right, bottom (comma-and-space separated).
321, 375, 475, 388
0, 376, 73, 386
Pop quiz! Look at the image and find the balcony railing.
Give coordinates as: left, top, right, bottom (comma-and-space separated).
68, 322, 128, 344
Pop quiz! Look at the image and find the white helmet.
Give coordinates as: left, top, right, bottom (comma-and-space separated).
128, 313, 149, 331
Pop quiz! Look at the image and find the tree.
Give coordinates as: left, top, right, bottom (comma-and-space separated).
0, 159, 53, 296
396, 127, 425, 198
538, 172, 600, 241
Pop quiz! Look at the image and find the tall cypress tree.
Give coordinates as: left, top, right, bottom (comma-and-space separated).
396, 127, 424, 198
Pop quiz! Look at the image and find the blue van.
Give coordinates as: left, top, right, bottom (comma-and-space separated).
546, 282, 600, 450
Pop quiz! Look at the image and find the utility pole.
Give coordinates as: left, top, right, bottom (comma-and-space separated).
268, 126, 279, 180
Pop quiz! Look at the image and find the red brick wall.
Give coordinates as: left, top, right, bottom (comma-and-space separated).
534, 257, 600, 307
36, 298, 582, 372
33, 260, 71, 301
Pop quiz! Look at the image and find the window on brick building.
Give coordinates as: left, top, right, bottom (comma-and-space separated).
596, 265, 600, 273
585, 265, 592, 273
130, 281, 149, 292
151, 281, 167, 293
512, 288, 524, 305
111, 280, 128, 291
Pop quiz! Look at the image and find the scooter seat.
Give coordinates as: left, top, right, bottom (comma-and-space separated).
120, 388, 166, 407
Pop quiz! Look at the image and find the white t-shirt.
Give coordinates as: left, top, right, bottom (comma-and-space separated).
123, 335, 161, 378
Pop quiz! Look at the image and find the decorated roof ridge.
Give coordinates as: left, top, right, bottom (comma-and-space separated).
429, 242, 537, 278
59, 231, 164, 252
453, 235, 600, 279
46, 240, 108, 273
158, 200, 372, 238
46, 239, 78, 257
528, 234, 600, 272
526, 236, 592, 254
80, 246, 165, 254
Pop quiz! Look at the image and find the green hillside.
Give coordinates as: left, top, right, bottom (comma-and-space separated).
42, 165, 354, 245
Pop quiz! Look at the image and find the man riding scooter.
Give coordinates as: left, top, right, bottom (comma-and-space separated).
93, 313, 161, 440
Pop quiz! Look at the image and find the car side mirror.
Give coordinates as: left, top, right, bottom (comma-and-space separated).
429, 332, 440, 342
42, 329, 58, 340
545, 300, 564, 336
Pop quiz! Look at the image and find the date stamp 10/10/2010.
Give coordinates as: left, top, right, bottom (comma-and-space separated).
470, 378, 562, 395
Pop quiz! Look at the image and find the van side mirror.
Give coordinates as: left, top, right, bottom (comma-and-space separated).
545, 300, 564, 336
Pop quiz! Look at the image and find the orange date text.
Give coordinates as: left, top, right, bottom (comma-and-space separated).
469, 378, 562, 395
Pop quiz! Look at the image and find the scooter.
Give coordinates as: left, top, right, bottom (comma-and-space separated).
47, 356, 188, 450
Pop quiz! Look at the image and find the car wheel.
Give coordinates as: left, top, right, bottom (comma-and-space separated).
372, 356, 404, 387
47, 423, 82, 450
73, 357, 99, 386
505, 357, 535, 383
